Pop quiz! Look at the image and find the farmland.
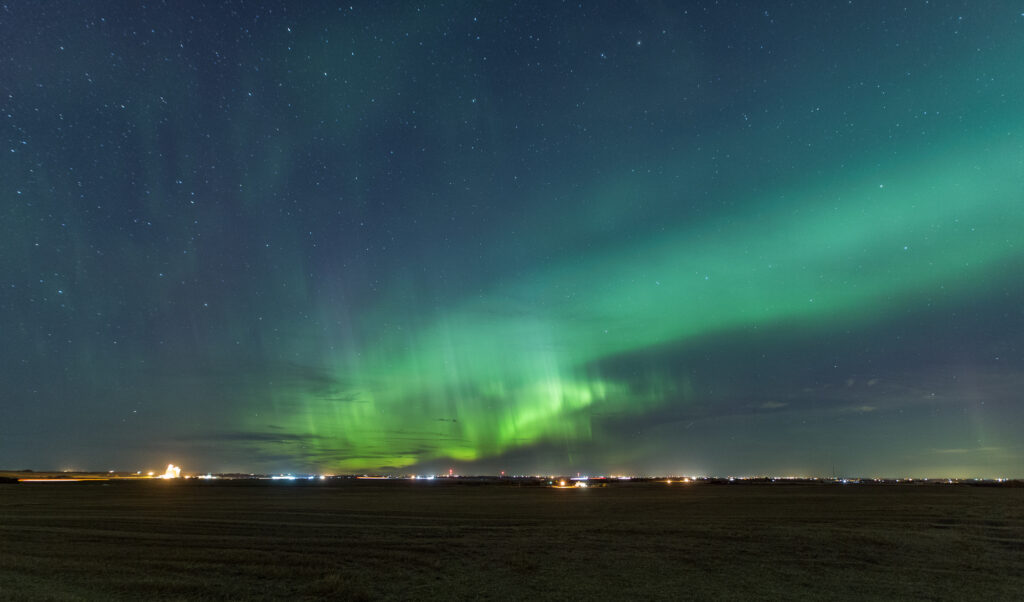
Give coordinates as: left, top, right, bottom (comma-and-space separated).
1, 480, 1021, 600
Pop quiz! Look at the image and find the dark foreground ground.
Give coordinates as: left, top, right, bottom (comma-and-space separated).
1, 481, 1022, 600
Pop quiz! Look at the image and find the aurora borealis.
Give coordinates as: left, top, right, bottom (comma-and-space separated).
3, 2, 1022, 477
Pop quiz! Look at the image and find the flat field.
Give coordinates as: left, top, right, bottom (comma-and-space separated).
1, 481, 1021, 600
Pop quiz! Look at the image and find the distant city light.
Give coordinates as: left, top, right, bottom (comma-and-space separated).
158, 464, 181, 479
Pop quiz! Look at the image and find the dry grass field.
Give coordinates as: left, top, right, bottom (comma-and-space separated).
1, 480, 1022, 600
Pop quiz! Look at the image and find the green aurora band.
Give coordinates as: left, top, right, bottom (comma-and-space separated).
256, 137, 1023, 471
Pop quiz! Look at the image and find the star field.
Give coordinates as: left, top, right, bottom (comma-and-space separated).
2, 2, 1022, 477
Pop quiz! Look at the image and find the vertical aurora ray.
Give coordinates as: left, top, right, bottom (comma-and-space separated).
253, 136, 1023, 471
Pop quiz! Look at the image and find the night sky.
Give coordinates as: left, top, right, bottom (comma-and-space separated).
3, 2, 1023, 478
